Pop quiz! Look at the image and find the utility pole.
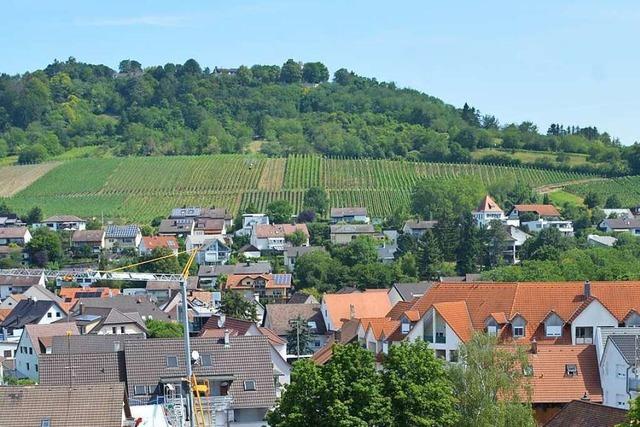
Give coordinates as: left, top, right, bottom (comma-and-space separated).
181, 277, 195, 427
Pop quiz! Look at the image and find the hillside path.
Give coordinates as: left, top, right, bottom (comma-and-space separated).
535, 177, 609, 193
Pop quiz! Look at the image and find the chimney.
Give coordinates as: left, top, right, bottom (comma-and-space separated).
79, 302, 85, 315
224, 329, 230, 347
583, 280, 591, 298
581, 391, 590, 401
218, 313, 226, 328
531, 338, 537, 354
349, 304, 356, 320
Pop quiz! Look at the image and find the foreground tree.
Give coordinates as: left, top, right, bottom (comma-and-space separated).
267, 199, 294, 224
26, 227, 63, 267
146, 319, 183, 338
219, 291, 257, 321
417, 230, 443, 280
383, 340, 459, 426
449, 334, 535, 427
286, 315, 313, 356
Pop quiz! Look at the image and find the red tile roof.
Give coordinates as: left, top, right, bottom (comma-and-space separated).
360, 317, 400, 340
141, 236, 179, 251
433, 301, 474, 342
413, 281, 640, 342
322, 290, 392, 330
514, 204, 561, 217
475, 195, 503, 213
526, 345, 602, 404
224, 274, 291, 290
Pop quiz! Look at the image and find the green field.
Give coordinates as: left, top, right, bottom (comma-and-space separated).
472, 148, 591, 167
4, 155, 599, 222
564, 176, 640, 206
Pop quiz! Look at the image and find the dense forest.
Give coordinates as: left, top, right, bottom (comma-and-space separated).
1, 57, 639, 175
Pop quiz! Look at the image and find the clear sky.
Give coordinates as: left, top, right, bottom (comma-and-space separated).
2, 0, 639, 144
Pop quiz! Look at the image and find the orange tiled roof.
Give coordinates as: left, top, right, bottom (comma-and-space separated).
255, 223, 309, 239
0, 308, 12, 322
432, 301, 474, 342
360, 317, 400, 340
413, 281, 640, 342
323, 291, 392, 330
513, 204, 561, 217
475, 195, 503, 213
141, 236, 179, 251
386, 300, 417, 320
489, 311, 508, 324
311, 337, 336, 365
224, 274, 291, 290
526, 345, 602, 404
258, 327, 287, 346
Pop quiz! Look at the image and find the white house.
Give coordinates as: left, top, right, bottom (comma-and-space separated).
36, 215, 86, 231
0, 227, 31, 246
104, 225, 142, 253
15, 323, 79, 381
330, 207, 370, 224
600, 334, 640, 409
472, 195, 506, 227
236, 214, 269, 237
251, 223, 309, 252
522, 218, 574, 236
0, 273, 46, 301
195, 238, 232, 265
599, 218, 640, 236
402, 219, 438, 237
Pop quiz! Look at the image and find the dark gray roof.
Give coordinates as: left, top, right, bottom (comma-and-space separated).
0, 383, 126, 427
544, 399, 628, 427
0, 299, 56, 329
329, 224, 375, 234
124, 335, 276, 409
72, 229, 105, 243
284, 246, 325, 258
72, 295, 170, 321
601, 218, 640, 229
404, 219, 438, 230
265, 303, 327, 335
105, 224, 141, 238
158, 218, 194, 233
288, 292, 318, 304
330, 207, 367, 217
609, 335, 640, 365
198, 262, 272, 277
40, 352, 126, 385
392, 282, 433, 301
52, 333, 145, 354
0, 274, 42, 287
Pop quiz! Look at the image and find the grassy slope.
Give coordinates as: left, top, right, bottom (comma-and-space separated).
4, 155, 598, 223
472, 148, 591, 167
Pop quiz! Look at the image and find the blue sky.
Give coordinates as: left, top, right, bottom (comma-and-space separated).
2, 0, 639, 144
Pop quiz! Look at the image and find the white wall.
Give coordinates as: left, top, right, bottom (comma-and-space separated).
96, 323, 145, 335
601, 342, 635, 409
15, 332, 40, 381
571, 300, 618, 345
39, 305, 65, 325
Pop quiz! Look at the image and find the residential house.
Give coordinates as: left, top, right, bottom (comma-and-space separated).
525, 343, 603, 424
0, 227, 31, 246
199, 314, 290, 388
70, 295, 171, 322
377, 230, 399, 263
543, 399, 628, 427
472, 195, 506, 227
0, 326, 21, 360
329, 224, 377, 245
158, 218, 195, 237
0, 293, 25, 310
283, 246, 325, 271
0, 383, 131, 427
170, 206, 233, 229
0, 214, 24, 228
194, 237, 232, 265
236, 213, 269, 236
238, 244, 261, 259
161, 287, 215, 333
1, 299, 67, 333
224, 273, 292, 303
357, 316, 403, 360
603, 209, 635, 219
139, 235, 179, 256
71, 229, 105, 253
330, 207, 370, 224
401, 281, 640, 363
251, 223, 309, 251
14, 322, 79, 380
288, 292, 318, 304
588, 234, 618, 248
599, 218, 640, 235
146, 279, 197, 304
264, 303, 329, 353
22, 284, 64, 305
600, 334, 640, 409
321, 290, 392, 332
58, 287, 120, 311
523, 218, 575, 236
503, 225, 532, 264
508, 204, 562, 223
104, 225, 142, 253
388, 281, 432, 306
40, 351, 125, 386
194, 218, 227, 235
197, 262, 272, 289
213, 66, 239, 76
402, 219, 438, 237
63, 305, 148, 336
124, 336, 278, 425
36, 215, 86, 231
50, 333, 145, 354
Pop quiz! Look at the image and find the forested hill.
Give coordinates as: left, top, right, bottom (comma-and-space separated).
0, 57, 638, 175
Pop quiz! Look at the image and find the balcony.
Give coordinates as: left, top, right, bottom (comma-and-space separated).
424, 335, 446, 344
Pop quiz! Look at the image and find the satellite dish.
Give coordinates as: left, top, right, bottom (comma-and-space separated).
191, 350, 200, 362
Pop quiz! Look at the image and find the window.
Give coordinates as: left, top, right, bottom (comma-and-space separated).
513, 326, 525, 338
56, 312, 61, 318
113, 342, 121, 352
575, 327, 593, 344
121, 326, 125, 334
487, 325, 498, 336
26, 363, 30, 370
201, 354, 212, 367
449, 350, 459, 363
134, 385, 147, 396
565, 364, 578, 376
35, 364, 38, 372
243, 380, 256, 391
435, 350, 446, 359
3, 350, 11, 358
166, 356, 178, 368
41, 419, 51, 427
616, 364, 627, 379
617, 394, 628, 407
545, 325, 562, 337
112, 327, 117, 334
307, 321, 317, 330
29, 347, 33, 355
382, 342, 389, 354
523, 365, 534, 377
47, 312, 52, 318
314, 339, 321, 348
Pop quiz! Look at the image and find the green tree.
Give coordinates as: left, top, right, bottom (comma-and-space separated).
267, 199, 294, 224
294, 250, 339, 290
619, 394, 640, 426
333, 236, 379, 267
449, 334, 535, 427
604, 194, 623, 209
303, 186, 328, 215
383, 340, 459, 427
280, 59, 302, 83
417, 230, 443, 280
18, 144, 48, 164
146, 319, 183, 338
583, 191, 601, 209
138, 247, 181, 274
302, 62, 329, 84
23, 206, 43, 225
481, 221, 510, 268
285, 229, 307, 246
26, 227, 63, 267
456, 212, 480, 275
286, 315, 313, 356
219, 291, 258, 322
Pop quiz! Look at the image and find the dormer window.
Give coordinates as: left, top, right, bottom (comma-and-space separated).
626, 312, 640, 327
243, 380, 256, 391
401, 318, 410, 334
544, 313, 563, 337
513, 326, 525, 338
511, 315, 527, 338
565, 364, 578, 376
487, 325, 498, 336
